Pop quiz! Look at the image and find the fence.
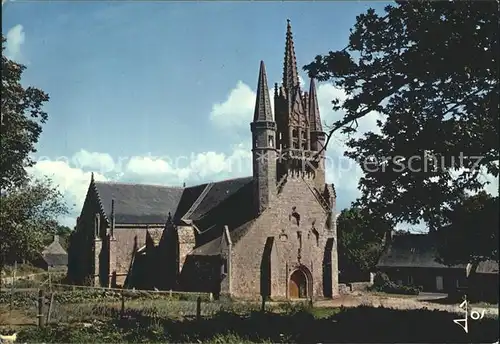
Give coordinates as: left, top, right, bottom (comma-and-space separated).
1, 280, 237, 328
2, 277, 311, 328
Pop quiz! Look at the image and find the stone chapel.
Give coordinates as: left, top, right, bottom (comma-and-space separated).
67, 20, 339, 299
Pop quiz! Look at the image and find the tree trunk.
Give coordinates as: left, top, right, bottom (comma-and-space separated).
0, 254, 4, 292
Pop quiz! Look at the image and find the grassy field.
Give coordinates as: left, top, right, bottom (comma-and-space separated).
1, 288, 499, 343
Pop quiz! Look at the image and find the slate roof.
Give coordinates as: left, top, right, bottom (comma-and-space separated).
377, 234, 466, 269
186, 177, 253, 221
476, 260, 499, 274
42, 236, 68, 267
42, 236, 67, 255
190, 178, 255, 247
190, 219, 256, 256
91, 177, 254, 233
43, 254, 68, 267
94, 181, 185, 224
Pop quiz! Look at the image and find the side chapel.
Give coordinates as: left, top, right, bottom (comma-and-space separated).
68, 20, 339, 299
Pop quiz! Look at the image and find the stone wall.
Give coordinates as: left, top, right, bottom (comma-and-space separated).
111, 226, 163, 287
177, 225, 196, 273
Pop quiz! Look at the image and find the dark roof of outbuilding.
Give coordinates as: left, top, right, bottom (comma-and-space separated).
476, 260, 499, 274
41, 236, 68, 267
43, 253, 68, 267
42, 236, 67, 256
377, 234, 466, 269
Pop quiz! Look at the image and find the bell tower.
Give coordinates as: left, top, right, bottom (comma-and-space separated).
275, 20, 316, 180
251, 61, 277, 215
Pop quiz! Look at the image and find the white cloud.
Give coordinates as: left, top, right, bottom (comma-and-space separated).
210, 81, 275, 128
29, 144, 253, 225
5, 24, 25, 61
298, 75, 305, 88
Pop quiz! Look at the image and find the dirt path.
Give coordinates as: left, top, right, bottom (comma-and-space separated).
315, 292, 498, 317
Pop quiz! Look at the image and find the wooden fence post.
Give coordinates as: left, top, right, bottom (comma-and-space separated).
46, 292, 55, 323
120, 289, 125, 319
37, 289, 45, 328
196, 296, 201, 320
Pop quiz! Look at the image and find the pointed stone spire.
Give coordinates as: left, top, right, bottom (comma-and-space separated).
91, 172, 94, 182
253, 61, 274, 122
291, 87, 305, 125
283, 19, 299, 94
308, 78, 322, 132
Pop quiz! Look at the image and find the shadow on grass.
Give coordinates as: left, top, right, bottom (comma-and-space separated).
419, 295, 463, 305
18, 305, 500, 343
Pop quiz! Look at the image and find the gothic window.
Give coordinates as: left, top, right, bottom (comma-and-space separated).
268, 135, 274, 148
293, 141, 299, 149
312, 227, 320, 246
291, 206, 300, 226
297, 231, 302, 249
221, 259, 228, 276
292, 129, 298, 138
94, 214, 100, 237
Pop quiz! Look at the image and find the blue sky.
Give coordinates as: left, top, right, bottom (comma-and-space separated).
3, 1, 497, 227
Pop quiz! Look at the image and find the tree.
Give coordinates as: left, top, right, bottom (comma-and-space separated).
1, 36, 49, 191
0, 36, 68, 281
336, 207, 388, 281
436, 191, 499, 265
304, 1, 499, 231
0, 177, 69, 276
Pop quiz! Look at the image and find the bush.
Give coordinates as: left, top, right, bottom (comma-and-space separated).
369, 272, 420, 295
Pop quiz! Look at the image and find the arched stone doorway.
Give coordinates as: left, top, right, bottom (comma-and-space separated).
289, 269, 309, 299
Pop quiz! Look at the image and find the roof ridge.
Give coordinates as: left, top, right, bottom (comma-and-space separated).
94, 180, 185, 189
94, 176, 252, 189
199, 175, 253, 184
91, 177, 109, 224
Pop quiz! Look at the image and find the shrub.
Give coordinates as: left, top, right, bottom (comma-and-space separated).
369, 272, 420, 295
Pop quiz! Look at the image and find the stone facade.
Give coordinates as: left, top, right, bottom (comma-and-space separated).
230, 177, 338, 299
67, 20, 339, 300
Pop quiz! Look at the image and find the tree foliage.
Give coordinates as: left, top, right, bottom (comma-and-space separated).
304, 1, 499, 231
436, 191, 499, 265
0, 177, 69, 267
1, 36, 49, 191
336, 207, 388, 279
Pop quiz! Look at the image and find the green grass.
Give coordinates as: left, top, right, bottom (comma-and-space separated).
2, 264, 45, 277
